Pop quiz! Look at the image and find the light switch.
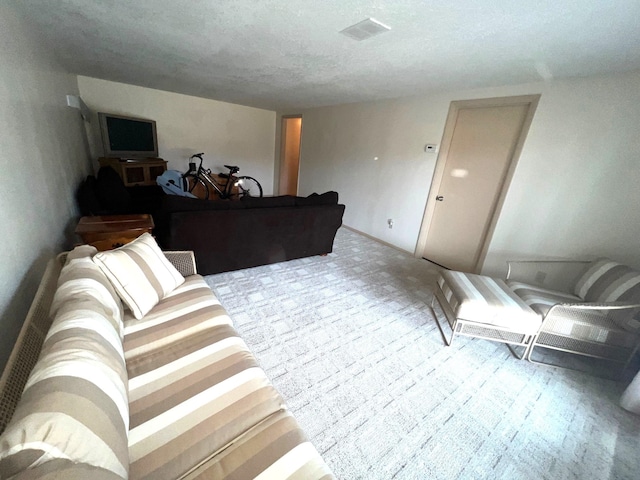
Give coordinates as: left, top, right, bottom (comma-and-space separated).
425, 144, 438, 153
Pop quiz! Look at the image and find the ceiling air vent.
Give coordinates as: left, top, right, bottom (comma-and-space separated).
340, 18, 391, 41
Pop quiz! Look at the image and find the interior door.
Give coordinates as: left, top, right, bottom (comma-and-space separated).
421, 97, 537, 272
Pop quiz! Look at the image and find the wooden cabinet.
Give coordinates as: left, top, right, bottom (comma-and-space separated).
75, 214, 155, 251
98, 157, 167, 186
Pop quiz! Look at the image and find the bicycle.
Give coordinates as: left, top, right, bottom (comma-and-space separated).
182, 153, 263, 200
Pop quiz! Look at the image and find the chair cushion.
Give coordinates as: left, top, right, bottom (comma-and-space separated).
438, 271, 541, 335
574, 258, 640, 303
506, 280, 583, 317
93, 233, 185, 319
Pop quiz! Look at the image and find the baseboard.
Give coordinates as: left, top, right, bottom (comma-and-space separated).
341, 225, 413, 255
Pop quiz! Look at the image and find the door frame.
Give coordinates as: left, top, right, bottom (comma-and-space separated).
278, 114, 303, 196
414, 94, 540, 272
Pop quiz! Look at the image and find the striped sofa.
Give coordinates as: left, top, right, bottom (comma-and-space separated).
0, 242, 333, 479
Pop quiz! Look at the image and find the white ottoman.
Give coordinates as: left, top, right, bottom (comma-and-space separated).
432, 270, 542, 357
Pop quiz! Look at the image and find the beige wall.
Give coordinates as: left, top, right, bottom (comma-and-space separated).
296, 71, 640, 274
77, 77, 276, 194
482, 72, 640, 275
294, 96, 455, 252
0, 6, 91, 370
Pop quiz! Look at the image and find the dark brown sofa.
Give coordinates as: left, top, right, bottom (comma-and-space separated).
155, 192, 345, 275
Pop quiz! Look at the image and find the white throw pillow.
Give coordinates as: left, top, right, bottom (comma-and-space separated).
93, 233, 185, 319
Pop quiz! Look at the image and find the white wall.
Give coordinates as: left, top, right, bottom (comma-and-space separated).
296, 71, 640, 274
483, 73, 640, 275
77, 77, 276, 194
294, 98, 450, 252
0, 5, 91, 370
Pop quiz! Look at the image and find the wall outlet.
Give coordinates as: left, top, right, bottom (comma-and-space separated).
387, 218, 394, 229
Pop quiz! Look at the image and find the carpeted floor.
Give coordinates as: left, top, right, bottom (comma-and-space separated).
205, 228, 640, 480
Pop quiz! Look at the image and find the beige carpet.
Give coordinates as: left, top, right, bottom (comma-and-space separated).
205, 228, 640, 479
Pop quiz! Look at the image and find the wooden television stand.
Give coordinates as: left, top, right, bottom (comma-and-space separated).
98, 157, 167, 187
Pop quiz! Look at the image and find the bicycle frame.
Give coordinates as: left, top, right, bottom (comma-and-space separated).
199, 169, 235, 198
187, 155, 237, 199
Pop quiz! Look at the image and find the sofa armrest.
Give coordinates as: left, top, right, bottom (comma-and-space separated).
506, 260, 591, 293
164, 251, 198, 276
0, 257, 62, 434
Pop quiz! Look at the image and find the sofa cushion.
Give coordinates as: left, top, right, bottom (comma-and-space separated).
9, 460, 127, 480
191, 410, 334, 479
162, 194, 231, 213
93, 233, 185, 319
295, 191, 339, 206
0, 256, 130, 479
122, 274, 233, 361
240, 195, 296, 209
575, 258, 640, 303
51, 245, 125, 338
122, 275, 286, 480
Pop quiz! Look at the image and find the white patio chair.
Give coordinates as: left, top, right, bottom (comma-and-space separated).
505, 258, 640, 374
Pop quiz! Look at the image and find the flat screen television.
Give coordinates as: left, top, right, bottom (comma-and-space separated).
98, 112, 158, 158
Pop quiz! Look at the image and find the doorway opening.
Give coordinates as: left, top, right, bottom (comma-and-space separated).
279, 115, 302, 196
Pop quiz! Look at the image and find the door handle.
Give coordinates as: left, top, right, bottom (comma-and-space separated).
436, 195, 444, 201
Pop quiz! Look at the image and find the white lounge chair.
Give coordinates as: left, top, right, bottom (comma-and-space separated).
506, 258, 640, 373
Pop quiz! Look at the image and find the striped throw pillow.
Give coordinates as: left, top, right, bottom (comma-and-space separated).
93, 233, 185, 319
0, 257, 130, 479
575, 258, 640, 303
51, 245, 125, 338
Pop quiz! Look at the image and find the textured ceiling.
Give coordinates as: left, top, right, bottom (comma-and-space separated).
11, 0, 640, 111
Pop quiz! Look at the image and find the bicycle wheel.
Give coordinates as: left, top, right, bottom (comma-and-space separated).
234, 176, 263, 197
183, 173, 209, 200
